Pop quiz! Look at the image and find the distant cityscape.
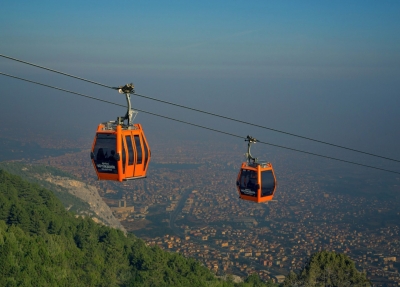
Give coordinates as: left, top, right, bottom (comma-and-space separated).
2, 131, 400, 286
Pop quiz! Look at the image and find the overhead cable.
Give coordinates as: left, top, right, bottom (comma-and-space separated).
131, 92, 400, 164
0, 72, 120, 107
0, 54, 117, 90
1, 71, 399, 176
1, 53, 399, 164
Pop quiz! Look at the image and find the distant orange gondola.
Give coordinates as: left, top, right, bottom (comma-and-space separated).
90, 84, 151, 181
236, 136, 277, 203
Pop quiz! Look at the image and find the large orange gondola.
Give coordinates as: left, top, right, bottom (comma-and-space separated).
90, 84, 151, 181
236, 136, 277, 203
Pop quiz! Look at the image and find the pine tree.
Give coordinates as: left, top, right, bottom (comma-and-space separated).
282, 251, 371, 287
7, 203, 29, 229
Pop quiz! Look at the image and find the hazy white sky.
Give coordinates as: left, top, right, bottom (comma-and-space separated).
1, 1, 399, 168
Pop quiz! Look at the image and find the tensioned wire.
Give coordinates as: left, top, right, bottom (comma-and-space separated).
1, 71, 399, 175
1, 53, 399, 164
0, 54, 116, 89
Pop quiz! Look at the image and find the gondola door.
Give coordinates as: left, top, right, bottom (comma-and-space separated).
132, 134, 144, 178
123, 133, 136, 179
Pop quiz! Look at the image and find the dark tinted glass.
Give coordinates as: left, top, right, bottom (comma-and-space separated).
142, 135, 149, 170
125, 136, 134, 165
239, 169, 258, 197
93, 134, 118, 174
122, 136, 126, 173
261, 170, 275, 197
134, 135, 142, 164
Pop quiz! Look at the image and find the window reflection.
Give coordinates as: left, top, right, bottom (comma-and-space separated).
239, 169, 258, 197
261, 170, 275, 197
93, 134, 118, 174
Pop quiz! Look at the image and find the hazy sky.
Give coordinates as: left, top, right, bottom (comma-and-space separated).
1, 1, 399, 172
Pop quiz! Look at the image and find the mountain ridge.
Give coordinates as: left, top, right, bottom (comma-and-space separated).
0, 162, 125, 232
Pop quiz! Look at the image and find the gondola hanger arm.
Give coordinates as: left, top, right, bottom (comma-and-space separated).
245, 135, 258, 164
117, 83, 136, 126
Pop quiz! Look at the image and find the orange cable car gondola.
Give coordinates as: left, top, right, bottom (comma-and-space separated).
236, 136, 277, 203
90, 84, 151, 181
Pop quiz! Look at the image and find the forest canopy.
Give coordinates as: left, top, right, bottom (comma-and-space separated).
0, 169, 279, 287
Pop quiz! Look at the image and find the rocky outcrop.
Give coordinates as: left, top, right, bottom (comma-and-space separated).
44, 175, 126, 233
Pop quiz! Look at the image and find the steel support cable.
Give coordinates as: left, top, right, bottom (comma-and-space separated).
0, 72, 120, 107
1, 72, 400, 175
133, 92, 400, 163
1, 53, 399, 164
0, 54, 117, 90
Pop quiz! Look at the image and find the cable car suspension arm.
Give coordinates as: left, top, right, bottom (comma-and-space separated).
245, 135, 258, 164
117, 83, 137, 126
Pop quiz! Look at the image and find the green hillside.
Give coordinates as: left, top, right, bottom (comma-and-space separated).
0, 162, 90, 214
0, 169, 279, 287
